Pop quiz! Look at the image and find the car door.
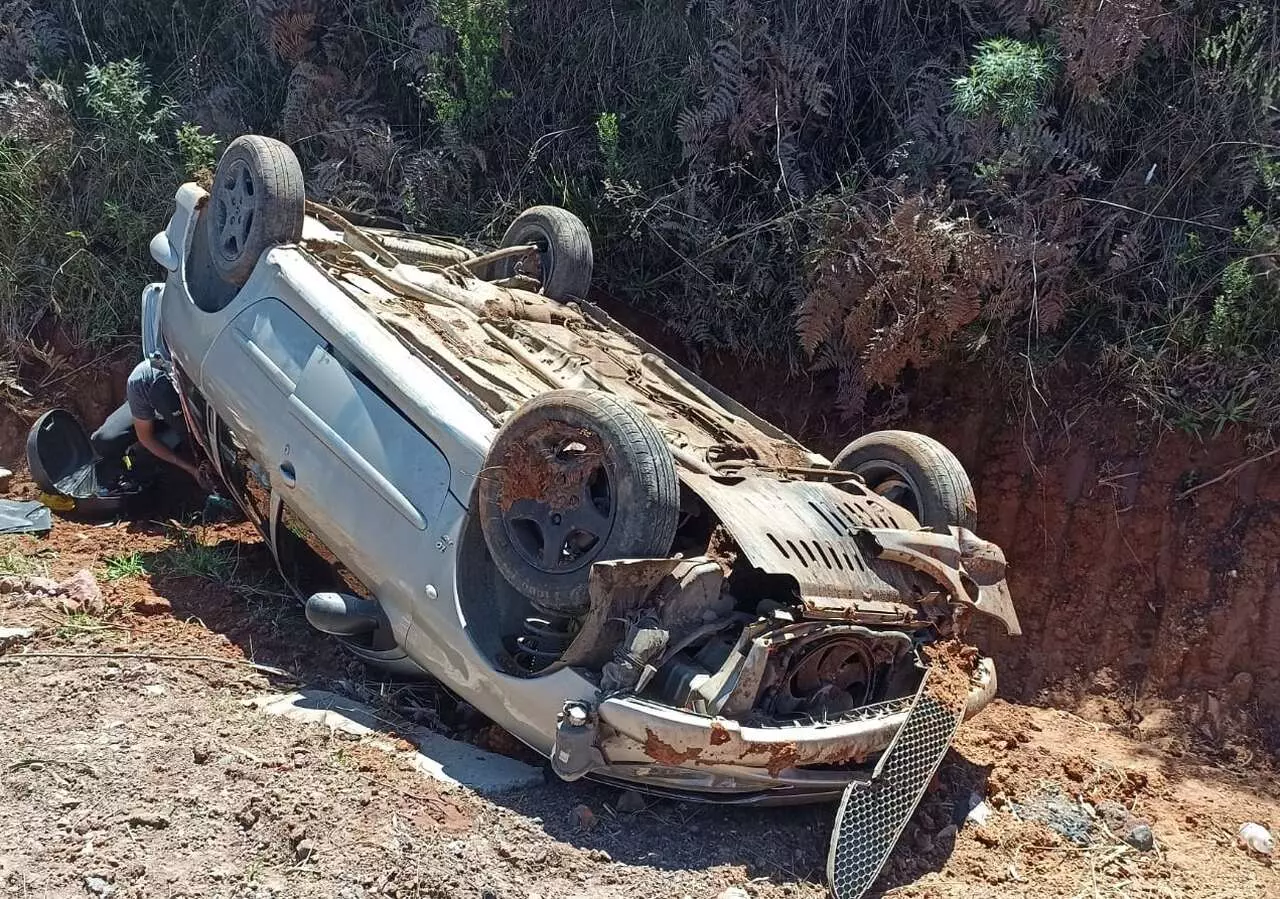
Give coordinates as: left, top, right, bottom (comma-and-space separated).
201, 295, 451, 645
198, 296, 322, 533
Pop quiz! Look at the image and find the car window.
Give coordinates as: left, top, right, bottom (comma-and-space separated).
234, 298, 323, 387
291, 346, 449, 524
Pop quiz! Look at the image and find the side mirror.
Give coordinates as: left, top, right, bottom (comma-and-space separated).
149, 231, 178, 271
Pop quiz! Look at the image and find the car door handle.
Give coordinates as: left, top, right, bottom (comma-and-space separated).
278, 461, 297, 487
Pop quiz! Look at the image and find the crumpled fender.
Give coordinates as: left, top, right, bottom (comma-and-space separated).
858, 527, 1021, 636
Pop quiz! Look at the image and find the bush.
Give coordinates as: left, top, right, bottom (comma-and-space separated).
1, 0, 1278, 438
0, 52, 215, 350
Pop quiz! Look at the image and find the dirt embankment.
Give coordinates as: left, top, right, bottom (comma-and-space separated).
704, 355, 1280, 745
5, 329, 1278, 748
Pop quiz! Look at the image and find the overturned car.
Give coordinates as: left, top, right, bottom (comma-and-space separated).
146, 135, 1018, 892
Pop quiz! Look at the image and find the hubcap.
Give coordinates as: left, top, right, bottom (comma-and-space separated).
500, 425, 615, 574
213, 159, 257, 260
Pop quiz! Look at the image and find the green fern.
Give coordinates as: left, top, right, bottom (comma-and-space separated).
953, 38, 1057, 127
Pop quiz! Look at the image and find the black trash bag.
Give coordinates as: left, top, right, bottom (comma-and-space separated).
0, 499, 52, 535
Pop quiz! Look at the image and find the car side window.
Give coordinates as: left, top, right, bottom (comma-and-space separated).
234, 297, 323, 388
291, 345, 450, 526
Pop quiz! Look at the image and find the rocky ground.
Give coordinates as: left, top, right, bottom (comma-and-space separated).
1, 507, 1277, 898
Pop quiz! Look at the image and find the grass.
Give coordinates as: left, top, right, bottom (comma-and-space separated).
0, 550, 49, 578
54, 611, 109, 639
101, 551, 147, 581
156, 535, 236, 582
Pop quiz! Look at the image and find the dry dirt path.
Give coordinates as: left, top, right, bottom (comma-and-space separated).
0, 516, 1276, 899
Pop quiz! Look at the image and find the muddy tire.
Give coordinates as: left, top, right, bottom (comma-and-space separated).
833, 430, 977, 530
495, 206, 593, 301
478, 389, 679, 614
207, 135, 305, 287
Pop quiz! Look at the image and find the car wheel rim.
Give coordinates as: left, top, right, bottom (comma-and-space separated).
853, 460, 923, 522
212, 159, 258, 262
499, 424, 616, 574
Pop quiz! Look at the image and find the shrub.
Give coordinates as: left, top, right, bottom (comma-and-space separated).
953, 38, 1056, 126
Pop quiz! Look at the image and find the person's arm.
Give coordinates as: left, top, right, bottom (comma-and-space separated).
133, 417, 203, 484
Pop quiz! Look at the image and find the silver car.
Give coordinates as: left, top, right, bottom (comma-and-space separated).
146, 136, 1019, 836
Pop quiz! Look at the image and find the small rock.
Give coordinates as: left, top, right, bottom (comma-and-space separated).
125, 811, 169, 829
936, 824, 958, 843
1123, 822, 1155, 851
0, 626, 37, 642
144, 684, 166, 697
57, 570, 103, 614
236, 807, 259, 829
717, 888, 750, 899
294, 838, 317, 862
973, 826, 1001, 847
570, 804, 595, 830
83, 875, 116, 897
132, 595, 172, 617
1096, 800, 1129, 833
1239, 822, 1275, 856
965, 798, 994, 827
0, 575, 24, 593
288, 822, 308, 845
26, 576, 59, 594
192, 743, 212, 765
615, 790, 646, 814
588, 848, 611, 862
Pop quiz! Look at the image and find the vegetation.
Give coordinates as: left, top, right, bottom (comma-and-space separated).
0, 548, 48, 577
156, 533, 235, 582
1, 0, 1278, 437
101, 550, 147, 581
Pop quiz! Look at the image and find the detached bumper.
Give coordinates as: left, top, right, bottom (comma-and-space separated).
555, 657, 997, 802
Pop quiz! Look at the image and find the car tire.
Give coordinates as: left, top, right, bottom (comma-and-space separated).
478, 389, 679, 614
495, 206, 593, 301
207, 135, 305, 287
833, 430, 977, 530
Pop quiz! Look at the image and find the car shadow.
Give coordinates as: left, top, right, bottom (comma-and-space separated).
116, 490, 986, 891
467, 745, 992, 889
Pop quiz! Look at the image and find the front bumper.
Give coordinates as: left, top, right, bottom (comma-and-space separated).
556, 657, 997, 803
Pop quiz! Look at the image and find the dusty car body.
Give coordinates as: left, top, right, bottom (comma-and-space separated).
145, 139, 1019, 806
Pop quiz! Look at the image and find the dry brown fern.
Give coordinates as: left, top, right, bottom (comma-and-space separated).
1059, 0, 1172, 99
799, 185, 1007, 416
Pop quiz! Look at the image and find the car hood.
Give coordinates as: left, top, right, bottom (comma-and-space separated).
683, 470, 1021, 636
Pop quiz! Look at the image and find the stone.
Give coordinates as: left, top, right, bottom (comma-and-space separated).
57, 570, 103, 614
570, 804, 595, 830
125, 811, 169, 829
26, 576, 59, 594
0, 575, 25, 593
0, 626, 37, 642
615, 790, 646, 814
132, 595, 172, 617
717, 888, 751, 899
1123, 822, 1155, 852
83, 875, 116, 897
294, 839, 317, 862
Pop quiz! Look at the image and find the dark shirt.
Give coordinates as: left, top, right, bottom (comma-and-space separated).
125, 360, 178, 422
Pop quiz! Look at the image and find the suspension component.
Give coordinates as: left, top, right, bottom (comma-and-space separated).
508, 613, 577, 672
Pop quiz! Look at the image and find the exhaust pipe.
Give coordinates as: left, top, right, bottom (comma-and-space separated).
305, 592, 386, 637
